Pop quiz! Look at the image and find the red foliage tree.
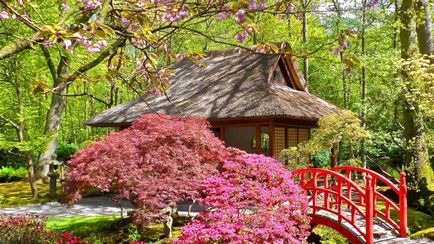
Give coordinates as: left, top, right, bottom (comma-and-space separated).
175, 154, 311, 243
63, 114, 227, 228
64, 114, 311, 241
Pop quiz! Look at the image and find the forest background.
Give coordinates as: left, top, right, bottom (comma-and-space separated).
0, 0, 433, 215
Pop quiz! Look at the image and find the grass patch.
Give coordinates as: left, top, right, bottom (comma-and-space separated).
376, 201, 434, 239
0, 181, 58, 208
406, 207, 434, 233
312, 225, 349, 244
46, 216, 120, 239
46, 216, 181, 243
412, 227, 434, 240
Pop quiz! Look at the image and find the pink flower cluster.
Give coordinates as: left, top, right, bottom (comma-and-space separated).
0, 11, 9, 19
55, 232, 90, 244
175, 154, 311, 243
248, 0, 266, 10
163, 9, 189, 22
74, 33, 107, 52
79, 0, 102, 11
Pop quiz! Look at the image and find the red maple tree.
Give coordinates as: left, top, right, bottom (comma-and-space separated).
63, 114, 227, 225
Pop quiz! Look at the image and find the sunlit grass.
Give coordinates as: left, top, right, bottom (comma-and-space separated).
412, 227, 434, 240
46, 216, 120, 237
0, 181, 58, 208
46, 216, 181, 244
376, 201, 434, 239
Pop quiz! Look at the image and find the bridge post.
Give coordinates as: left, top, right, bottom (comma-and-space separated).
399, 172, 407, 237
366, 175, 374, 244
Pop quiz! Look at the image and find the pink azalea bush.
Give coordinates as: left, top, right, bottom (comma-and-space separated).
63, 114, 227, 224
175, 154, 311, 243
0, 214, 57, 243
0, 214, 87, 244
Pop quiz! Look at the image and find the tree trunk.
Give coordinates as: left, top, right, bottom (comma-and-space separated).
413, 0, 434, 182
332, 0, 349, 109
25, 153, 38, 197
393, 0, 399, 49
360, 0, 368, 167
414, 0, 433, 56
301, 0, 309, 86
36, 55, 70, 180
400, 0, 433, 186
14, 68, 38, 197
36, 84, 68, 180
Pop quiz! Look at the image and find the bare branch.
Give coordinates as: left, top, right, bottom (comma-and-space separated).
0, 115, 19, 130
0, 33, 43, 60
65, 39, 126, 83
50, 92, 112, 107
40, 45, 57, 81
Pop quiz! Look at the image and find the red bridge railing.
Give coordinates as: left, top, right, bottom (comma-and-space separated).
291, 166, 407, 244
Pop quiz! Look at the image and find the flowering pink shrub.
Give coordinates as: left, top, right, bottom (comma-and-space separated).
63, 114, 228, 224
0, 214, 58, 243
0, 215, 87, 244
175, 154, 311, 243
55, 232, 90, 244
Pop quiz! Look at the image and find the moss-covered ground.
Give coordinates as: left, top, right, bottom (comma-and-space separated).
375, 200, 434, 240
0, 181, 58, 208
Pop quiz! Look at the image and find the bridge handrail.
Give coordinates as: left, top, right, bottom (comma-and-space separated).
331, 166, 399, 195
292, 168, 368, 203
292, 166, 407, 243
302, 187, 368, 238
291, 168, 372, 242
330, 166, 407, 238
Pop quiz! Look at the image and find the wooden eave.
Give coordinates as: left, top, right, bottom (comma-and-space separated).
283, 55, 306, 91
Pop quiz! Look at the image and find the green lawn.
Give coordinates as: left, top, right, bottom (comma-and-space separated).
0, 181, 58, 208
46, 216, 181, 243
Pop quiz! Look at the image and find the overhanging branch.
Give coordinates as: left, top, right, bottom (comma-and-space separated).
0, 33, 43, 60
40, 45, 57, 81
65, 39, 126, 83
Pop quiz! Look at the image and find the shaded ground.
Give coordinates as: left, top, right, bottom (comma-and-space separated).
0, 196, 134, 217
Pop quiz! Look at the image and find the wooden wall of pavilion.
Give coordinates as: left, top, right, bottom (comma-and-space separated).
209, 117, 313, 161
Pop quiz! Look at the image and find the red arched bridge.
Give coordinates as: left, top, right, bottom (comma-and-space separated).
291, 166, 407, 244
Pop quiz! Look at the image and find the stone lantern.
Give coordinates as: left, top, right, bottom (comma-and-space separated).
46, 154, 63, 197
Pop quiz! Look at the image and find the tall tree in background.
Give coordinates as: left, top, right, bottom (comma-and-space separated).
399, 0, 433, 187
359, 0, 368, 167
0, 56, 47, 196
300, 0, 311, 85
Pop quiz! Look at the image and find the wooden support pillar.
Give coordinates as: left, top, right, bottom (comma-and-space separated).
219, 126, 225, 141
269, 120, 275, 157
255, 124, 261, 154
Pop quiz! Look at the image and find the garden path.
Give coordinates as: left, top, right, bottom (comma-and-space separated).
0, 196, 134, 217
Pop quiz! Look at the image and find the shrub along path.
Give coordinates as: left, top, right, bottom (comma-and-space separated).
0, 196, 134, 217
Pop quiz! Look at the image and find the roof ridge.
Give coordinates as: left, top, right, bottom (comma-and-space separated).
204, 42, 292, 58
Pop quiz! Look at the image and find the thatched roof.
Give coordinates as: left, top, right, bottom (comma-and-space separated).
86, 46, 339, 127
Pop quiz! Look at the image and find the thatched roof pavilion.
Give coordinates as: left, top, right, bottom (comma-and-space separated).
86, 44, 339, 160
